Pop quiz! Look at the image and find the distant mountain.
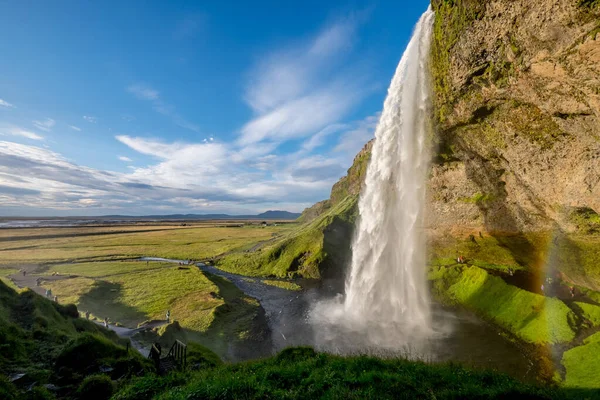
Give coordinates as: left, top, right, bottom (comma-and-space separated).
256, 210, 301, 219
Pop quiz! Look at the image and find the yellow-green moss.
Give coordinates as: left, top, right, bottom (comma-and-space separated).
430, 265, 576, 344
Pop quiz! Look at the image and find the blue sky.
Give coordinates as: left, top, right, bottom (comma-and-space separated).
0, 0, 429, 216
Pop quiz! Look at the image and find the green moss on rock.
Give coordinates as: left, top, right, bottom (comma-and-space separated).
430, 265, 576, 344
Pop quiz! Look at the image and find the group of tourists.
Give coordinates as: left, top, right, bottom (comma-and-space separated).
44, 288, 58, 303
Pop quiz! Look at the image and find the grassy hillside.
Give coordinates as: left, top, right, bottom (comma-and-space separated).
218, 195, 358, 279
429, 265, 576, 345
41, 261, 265, 360
0, 280, 150, 399
113, 347, 592, 400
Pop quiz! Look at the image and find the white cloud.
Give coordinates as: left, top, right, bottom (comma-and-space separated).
240, 16, 369, 147
83, 116, 97, 123
32, 118, 56, 132
333, 113, 378, 155
126, 83, 200, 133
118, 156, 132, 162
0, 99, 14, 108
127, 84, 159, 100
1, 127, 44, 141
69, 125, 82, 132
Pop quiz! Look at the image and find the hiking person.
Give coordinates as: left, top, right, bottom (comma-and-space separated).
53, 295, 58, 303
45, 288, 52, 298
166, 310, 171, 323
104, 317, 109, 328
570, 286, 575, 298
85, 311, 90, 320
22, 270, 26, 277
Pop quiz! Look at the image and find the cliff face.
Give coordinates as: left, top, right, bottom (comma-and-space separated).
300, 0, 600, 288
428, 0, 600, 234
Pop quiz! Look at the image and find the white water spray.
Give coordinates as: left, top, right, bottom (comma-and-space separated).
311, 8, 436, 352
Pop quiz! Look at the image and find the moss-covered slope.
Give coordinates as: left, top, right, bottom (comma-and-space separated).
0, 280, 150, 398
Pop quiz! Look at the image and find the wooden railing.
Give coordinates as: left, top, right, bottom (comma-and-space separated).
167, 340, 187, 370
148, 343, 162, 371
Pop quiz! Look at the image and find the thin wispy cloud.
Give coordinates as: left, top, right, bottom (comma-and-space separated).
32, 118, 56, 132
69, 125, 82, 132
127, 84, 159, 100
83, 116, 97, 123
0, 99, 14, 108
127, 83, 200, 133
118, 156, 132, 162
240, 15, 369, 147
1, 127, 44, 141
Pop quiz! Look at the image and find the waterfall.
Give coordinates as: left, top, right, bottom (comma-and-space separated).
311, 7, 436, 353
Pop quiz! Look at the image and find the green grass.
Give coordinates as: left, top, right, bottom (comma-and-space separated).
429, 266, 576, 344
114, 347, 581, 400
45, 264, 254, 332
575, 302, 600, 327
0, 224, 289, 265
45, 261, 169, 277
0, 267, 19, 277
561, 337, 600, 389
262, 280, 302, 291
0, 279, 148, 398
218, 195, 358, 278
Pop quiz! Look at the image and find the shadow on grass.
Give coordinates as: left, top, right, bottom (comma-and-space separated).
77, 280, 146, 327
143, 271, 273, 362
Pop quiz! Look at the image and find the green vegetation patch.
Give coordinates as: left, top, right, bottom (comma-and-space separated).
0, 224, 289, 265
114, 347, 570, 399
0, 280, 148, 398
561, 338, 600, 389
218, 195, 358, 278
46, 261, 170, 278
575, 302, 600, 327
430, 266, 575, 344
262, 279, 302, 291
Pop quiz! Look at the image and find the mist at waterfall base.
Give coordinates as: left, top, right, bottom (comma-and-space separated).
309, 8, 451, 357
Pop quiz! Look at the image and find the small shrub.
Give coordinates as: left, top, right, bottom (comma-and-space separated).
0, 375, 18, 400
77, 374, 113, 400
29, 386, 56, 400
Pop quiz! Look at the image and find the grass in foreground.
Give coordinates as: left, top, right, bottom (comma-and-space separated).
0, 279, 150, 398
114, 347, 589, 400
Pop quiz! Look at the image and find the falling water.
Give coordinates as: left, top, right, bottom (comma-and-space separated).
311, 8, 437, 353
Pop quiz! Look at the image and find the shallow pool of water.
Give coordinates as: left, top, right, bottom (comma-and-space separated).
141, 257, 544, 382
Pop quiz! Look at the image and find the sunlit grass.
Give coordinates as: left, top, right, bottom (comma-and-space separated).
262, 279, 302, 291
429, 265, 575, 344
0, 225, 291, 265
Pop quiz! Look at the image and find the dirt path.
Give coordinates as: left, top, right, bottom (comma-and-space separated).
8, 264, 71, 296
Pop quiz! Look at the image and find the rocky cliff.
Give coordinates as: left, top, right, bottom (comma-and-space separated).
297, 0, 600, 289
428, 0, 600, 235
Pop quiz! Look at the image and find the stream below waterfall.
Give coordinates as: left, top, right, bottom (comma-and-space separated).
140, 257, 544, 382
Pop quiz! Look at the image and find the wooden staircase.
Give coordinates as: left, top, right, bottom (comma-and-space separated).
148, 340, 187, 375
